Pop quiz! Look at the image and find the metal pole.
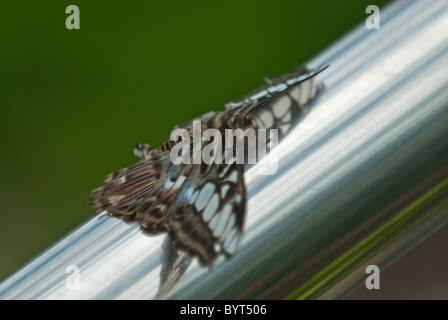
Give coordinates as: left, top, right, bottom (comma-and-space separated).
1, 0, 448, 299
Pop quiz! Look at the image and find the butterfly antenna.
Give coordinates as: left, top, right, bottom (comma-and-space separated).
310, 64, 330, 78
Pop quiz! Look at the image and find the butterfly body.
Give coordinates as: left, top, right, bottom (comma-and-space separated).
137, 108, 254, 159
90, 65, 328, 266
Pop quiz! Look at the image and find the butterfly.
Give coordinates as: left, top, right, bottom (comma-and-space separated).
89, 65, 328, 266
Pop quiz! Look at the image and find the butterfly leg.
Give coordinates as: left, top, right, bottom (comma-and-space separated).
262, 76, 273, 86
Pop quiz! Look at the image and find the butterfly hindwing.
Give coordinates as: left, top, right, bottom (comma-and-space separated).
167, 158, 246, 266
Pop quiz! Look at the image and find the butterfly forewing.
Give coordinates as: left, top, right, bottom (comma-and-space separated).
90, 152, 181, 231
225, 66, 325, 140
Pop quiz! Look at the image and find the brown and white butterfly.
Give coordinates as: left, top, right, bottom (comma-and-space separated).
89, 65, 328, 266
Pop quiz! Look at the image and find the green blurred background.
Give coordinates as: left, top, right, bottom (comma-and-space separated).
0, 1, 389, 280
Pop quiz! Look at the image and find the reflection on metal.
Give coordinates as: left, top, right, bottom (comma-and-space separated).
1, 0, 448, 299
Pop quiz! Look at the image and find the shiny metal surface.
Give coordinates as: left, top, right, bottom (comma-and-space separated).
1, 0, 448, 299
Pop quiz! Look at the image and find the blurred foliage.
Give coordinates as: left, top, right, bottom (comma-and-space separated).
0, 0, 389, 280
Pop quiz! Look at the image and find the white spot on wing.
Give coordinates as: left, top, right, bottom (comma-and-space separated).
310, 79, 317, 99
173, 175, 186, 189
299, 80, 311, 105
223, 228, 240, 255
164, 179, 174, 189
235, 194, 242, 204
226, 170, 238, 183
258, 110, 274, 128
223, 228, 237, 249
221, 213, 235, 241
289, 86, 300, 103
203, 194, 219, 222
195, 183, 215, 211
188, 190, 199, 204
212, 204, 233, 238
208, 212, 219, 231
221, 185, 230, 199
226, 234, 240, 255
273, 96, 290, 118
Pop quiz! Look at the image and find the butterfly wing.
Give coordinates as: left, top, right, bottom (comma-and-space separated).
166, 158, 246, 266
89, 151, 184, 232
224, 66, 306, 110
90, 143, 246, 266
90, 64, 328, 268
226, 65, 327, 135
253, 72, 323, 135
